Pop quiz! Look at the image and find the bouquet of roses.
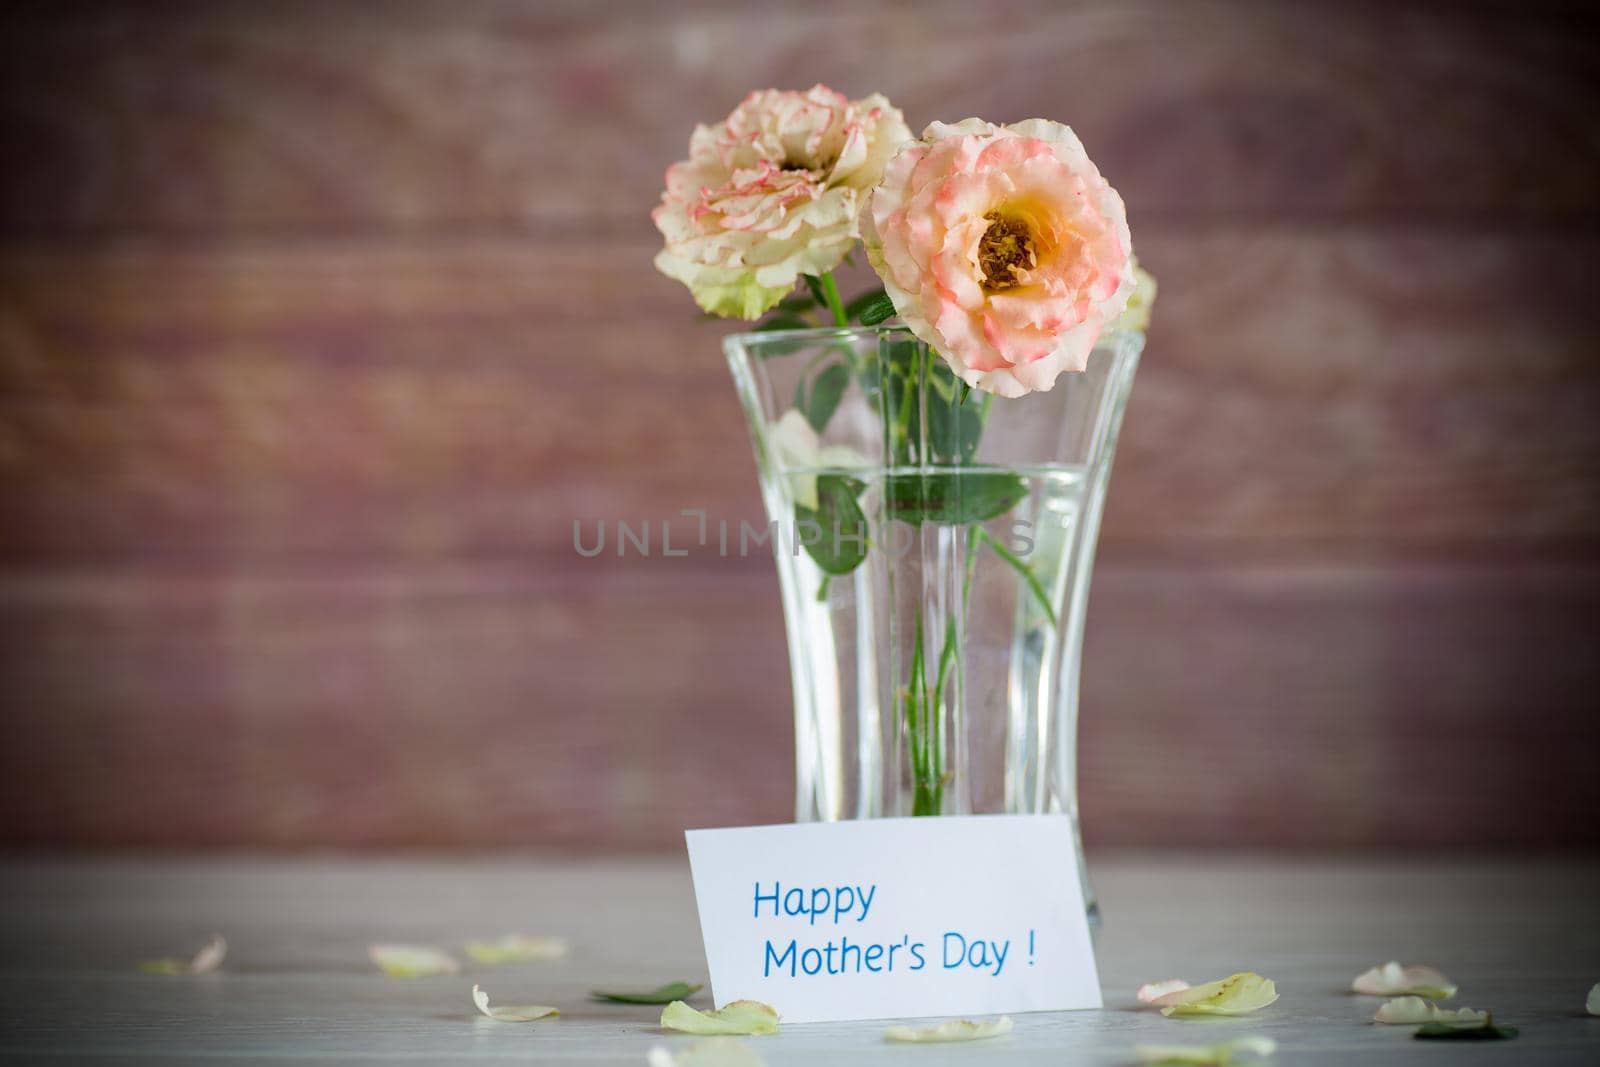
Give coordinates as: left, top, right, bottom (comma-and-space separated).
652, 87, 1154, 817
653, 84, 1153, 396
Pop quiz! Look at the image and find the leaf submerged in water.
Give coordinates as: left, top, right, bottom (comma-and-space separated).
883, 470, 1027, 525
795, 474, 869, 575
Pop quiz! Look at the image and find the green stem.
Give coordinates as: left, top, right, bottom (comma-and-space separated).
905, 613, 927, 784
962, 525, 981, 605
975, 526, 1057, 626
930, 617, 957, 722
819, 272, 849, 327
905, 604, 960, 817
893, 370, 915, 464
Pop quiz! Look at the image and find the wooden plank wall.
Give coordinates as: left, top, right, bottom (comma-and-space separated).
0, 0, 1596, 849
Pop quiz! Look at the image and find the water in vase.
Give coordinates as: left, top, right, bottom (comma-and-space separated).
772, 463, 1091, 825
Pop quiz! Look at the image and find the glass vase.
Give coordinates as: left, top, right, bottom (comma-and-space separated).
725, 325, 1141, 917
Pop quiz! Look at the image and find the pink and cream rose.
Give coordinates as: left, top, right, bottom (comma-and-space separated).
864, 119, 1138, 397
653, 86, 911, 319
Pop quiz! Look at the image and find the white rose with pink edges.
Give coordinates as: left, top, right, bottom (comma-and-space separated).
864, 118, 1137, 397
653, 86, 911, 319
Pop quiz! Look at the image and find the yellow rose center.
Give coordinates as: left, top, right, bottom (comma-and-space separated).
978, 214, 1036, 290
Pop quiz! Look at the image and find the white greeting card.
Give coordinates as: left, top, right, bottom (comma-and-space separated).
685, 814, 1100, 1024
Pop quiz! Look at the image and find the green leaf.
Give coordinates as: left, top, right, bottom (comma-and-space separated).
592, 980, 703, 1004
776, 291, 816, 314
885, 339, 921, 378
857, 291, 897, 326
844, 287, 888, 322
805, 363, 850, 432
885, 471, 1027, 525
975, 525, 1056, 626
924, 355, 961, 400
804, 274, 829, 308
754, 315, 810, 332
926, 395, 984, 463
1415, 1017, 1518, 1040
796, 474, 868, 575
858, 359, 881, 405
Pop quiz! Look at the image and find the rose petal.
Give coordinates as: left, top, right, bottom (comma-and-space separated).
463, 935, 569, 964
654, 87, 911, 320
766, 410, 866, 511
368, 943, 460, 978
883, 1016, 1013, 1043
1154, 973, 1279, 1017
138, 959, 190, 975
1134, 1036, 1277, 1065
768, 410, 824, 509
1111, 259, 1158, 333
139, 934, 227, 975
1137, 979, 1192, 1004
1373, 996, 1487, 1026
1587, 983, 1599, 1016
1351, 961, 1457, 999
471, 983, 559, 1022
1414, 1014, 1518, 1040
647, 1041, 768, 1067
187, 935, 228, 974
661, 999, 779, 1036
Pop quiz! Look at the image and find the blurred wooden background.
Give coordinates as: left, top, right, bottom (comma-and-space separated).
1, 0, 1596, 850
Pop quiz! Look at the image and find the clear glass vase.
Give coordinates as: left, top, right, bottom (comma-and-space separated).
726, 325, 1141, 917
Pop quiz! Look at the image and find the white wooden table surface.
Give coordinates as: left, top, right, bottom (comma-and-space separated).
1, 854, 1596, 1064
